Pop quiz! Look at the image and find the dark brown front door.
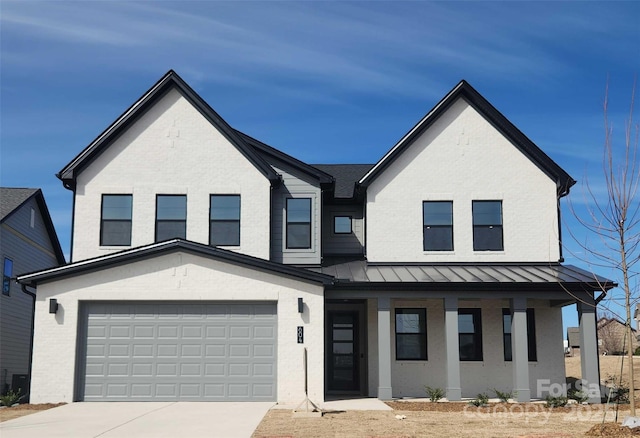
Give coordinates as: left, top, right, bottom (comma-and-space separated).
327, 311, 359, 391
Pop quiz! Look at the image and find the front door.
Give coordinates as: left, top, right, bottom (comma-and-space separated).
327, 311, 359, 391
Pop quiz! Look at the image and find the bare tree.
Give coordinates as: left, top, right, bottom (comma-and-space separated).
568, 79, 639, 414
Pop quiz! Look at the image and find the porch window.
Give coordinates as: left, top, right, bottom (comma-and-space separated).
155, 195, 187, 241
101, 194, 132, 246
502, 308, 537, 361
395, 308, 427, 360
423, 201, 453, 251
459, 308, 483, 361
472, 200, 503, 251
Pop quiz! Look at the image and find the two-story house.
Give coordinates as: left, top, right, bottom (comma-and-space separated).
18, 71, 614, 405
1, 188, 65, 397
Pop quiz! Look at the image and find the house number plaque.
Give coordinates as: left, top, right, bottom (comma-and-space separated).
297, 326, 304, 344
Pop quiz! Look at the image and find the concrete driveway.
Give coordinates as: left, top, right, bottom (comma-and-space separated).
0, 402, 273, 438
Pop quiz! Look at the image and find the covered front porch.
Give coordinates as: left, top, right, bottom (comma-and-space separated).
319, 262, 615, 404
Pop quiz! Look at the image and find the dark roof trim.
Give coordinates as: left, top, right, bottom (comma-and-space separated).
236, 130, 334, 187
1, 188, 66, 265
17, 239, 333, 287
57, 70, 280, 189
359, 80, 576, 197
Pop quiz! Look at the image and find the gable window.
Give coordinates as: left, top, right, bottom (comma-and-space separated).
423, 201, 453, 251
473, 200, 503, 251
30, 208, 35, 228
334, 216, 352, 234
156, 195, 187, 242
2, 258, 13, 296
101, 194, 132, 246
503, 308, 537, 362
286, 198, 311, 249
459, 308, 482, 361
210, 195, 240, 246
395, 308, 427, 360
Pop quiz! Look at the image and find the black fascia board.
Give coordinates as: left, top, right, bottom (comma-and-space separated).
236, 130, 335, 188
17, 239, 334, 287
57, 70, 280, 190
358, 80, 576, 197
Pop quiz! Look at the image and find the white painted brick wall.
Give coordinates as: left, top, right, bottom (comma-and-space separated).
29, 252, 324, 404
72, 88, 271, 262
366, 98, 561, 263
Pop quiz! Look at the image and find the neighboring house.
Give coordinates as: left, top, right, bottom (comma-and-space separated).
597, 317, 639, 355
18, 71, 615, 405
0, 188, 65, 396
567, 327, 580, 356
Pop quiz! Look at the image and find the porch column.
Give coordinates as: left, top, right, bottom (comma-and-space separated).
578, 301, 602, 403
444, 296, 461, 401
511, 297, 530, 402
377, 296, 393, 400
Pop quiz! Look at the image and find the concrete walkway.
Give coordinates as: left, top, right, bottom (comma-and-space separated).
0, 402, 274, 438
273, 397, 392, 411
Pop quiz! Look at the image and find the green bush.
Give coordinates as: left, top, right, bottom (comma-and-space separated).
634, 346, 640, 356
468, 393, 489, 407
545, 395, 568, 408
567, 388, 588, 403
424, 386, 445, 402
493, 388, 513, 403
0, 389, 22, 407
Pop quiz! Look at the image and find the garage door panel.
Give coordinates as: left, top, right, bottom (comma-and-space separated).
80, 302, 277, 401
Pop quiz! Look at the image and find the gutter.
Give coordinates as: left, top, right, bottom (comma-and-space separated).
19, 284, 36, 403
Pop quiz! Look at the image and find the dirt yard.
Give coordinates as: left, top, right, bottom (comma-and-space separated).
566, 355, 640, 402
0, 403, 65, 422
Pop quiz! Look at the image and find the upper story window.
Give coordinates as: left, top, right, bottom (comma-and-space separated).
423, 201, 453, 251
503, 308, 537, 362
286, 198, 311, 249
30, 208, 35, 228
334, 216, 352, 234
2, 258, 13, 296
155, 195, 187, 242
210, 195, 240, 246
101, 194, 132, 246
395, 308, 427, 360
459, 308, 483, 361
472, 200, 503, 251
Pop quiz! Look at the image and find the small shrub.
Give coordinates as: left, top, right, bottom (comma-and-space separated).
0, 389, 22, 407
634, 346, 640, 356
493, 388, 513, 403
468, 393, 489, 407
424, 386, 445, 402
567, 388, 588, 403
545, 395, 568, 408
610, 385, 630, 404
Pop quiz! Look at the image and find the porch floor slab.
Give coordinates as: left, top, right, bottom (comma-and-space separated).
274, 397, 392, 411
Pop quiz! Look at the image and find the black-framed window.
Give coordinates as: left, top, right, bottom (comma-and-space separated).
473, 200, 503, 251
503, 308, 537, 362
334, 216, 352, 234
210, 195, 240, 246
101, 194, 132, 246
395, 308, 427, 360
155, 195, 186, 242
286, 198, 311, 249
2, 258, 13, 296
423, 201, 453, 251
459, 308, 483, 361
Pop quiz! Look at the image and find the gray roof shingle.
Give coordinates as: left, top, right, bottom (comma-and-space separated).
1, 188, 39, 221
312, 164, 374, 198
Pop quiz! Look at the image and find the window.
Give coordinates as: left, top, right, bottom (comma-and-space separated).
30, 208, 35, 228
503, 308, 537, 362
155, 195, 186, 242
2, 258, 13, 296
101, 194, 132, 246
459, 308, 482, 361
286, 198, 311, 249
473, 200, 503, 251
210, 195, 240, 246
334, 216, 352, 234
395, 309, 427, 360
423, 201, 453, 251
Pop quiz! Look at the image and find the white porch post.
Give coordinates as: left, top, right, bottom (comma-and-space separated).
511, 297, 530, 402
578, 301, 602, 403
444, 296, 461, 401
377, 296, 393, 400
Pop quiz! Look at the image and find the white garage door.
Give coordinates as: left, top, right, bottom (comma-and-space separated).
78, 302, 277, 401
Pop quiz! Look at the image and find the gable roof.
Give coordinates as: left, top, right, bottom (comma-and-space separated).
313, 164, 374, 199
358, 80, 576, 197
597, 317, 638, 332
17, 239, 333, 287
57, 70, 280, 190
0, 187, 66, 264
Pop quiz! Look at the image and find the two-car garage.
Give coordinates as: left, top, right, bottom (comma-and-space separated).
77, 302, 277, 401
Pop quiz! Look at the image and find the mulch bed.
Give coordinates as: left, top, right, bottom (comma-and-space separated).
585, 423, 640, 436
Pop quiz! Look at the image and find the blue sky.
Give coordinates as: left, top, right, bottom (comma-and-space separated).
1, 1, 639, 333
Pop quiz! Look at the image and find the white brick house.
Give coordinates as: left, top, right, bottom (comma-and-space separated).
19, 71, 614, 404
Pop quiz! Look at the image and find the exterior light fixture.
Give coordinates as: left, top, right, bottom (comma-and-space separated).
298, 298, 304, 314
49, 298, 59, 314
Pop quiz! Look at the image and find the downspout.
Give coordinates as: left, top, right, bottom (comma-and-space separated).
19, 283, 36, 403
